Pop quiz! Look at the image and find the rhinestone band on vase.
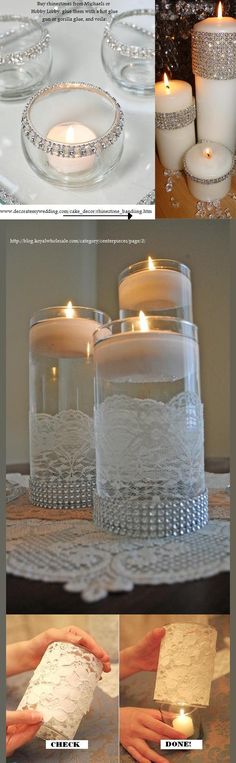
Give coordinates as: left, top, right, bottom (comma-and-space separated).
156, 101, 196, 130
30, 474, 96, 510
21, 82, 124, 157
103, 9, 155, 60
0, 15, 50, 66
192, 30, 236, 80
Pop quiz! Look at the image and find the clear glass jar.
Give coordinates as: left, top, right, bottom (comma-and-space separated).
101, 9, 155, 95
29, 306, 110, 509
119, 259, 193, 320
93, 316, 207, 537
0, 15, 52, 100
21, 82, 124, 187
160, 704, 203, 743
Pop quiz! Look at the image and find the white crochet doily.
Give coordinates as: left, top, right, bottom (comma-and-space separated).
6, 517, 229, 602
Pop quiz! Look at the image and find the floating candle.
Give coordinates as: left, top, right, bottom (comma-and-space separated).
118, 258, 193, 321
30, 302, 101, 358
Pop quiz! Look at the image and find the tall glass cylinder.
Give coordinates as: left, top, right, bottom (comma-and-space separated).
93, 316, 207, 537
29, 305, 110, 509
118, 259, 193, 320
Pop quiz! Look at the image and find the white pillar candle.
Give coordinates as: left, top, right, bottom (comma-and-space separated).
155, 77, 196, 170
184, 141, 233, 201
154, 623, 217, 706
172, 709, 194, 738
119, 258, 192, 319
192, 6, 236, 152
30, 304, 100, 358
46, 122, 96, 173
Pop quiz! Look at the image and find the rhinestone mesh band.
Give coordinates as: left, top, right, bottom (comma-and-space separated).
94, 490, 208, 538
184, 160, 233, 184
30, 474, 96, 510
21, 82, 124, 157
192, 30, 236, 79
155, 102, 196, 130
103, 9, 155, 60
0, 15, 50, 66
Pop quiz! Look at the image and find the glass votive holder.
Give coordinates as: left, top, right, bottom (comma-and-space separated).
29, 305, 110, 510
93, 316, 208, 537
101, 9, 155, 94
159, 704, 203, 742
21, 82, 124, 187
184, 142, 233, 202
17, 642, 103, 740
0, 15, 52, 100
118, 259, 193, 321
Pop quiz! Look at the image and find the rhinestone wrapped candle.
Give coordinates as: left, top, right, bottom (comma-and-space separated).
93, 316, 208, 538
101, 9, 155, 95
118, 258, 193, 321
155, 77, 196, 170
29, 305, 110, 509
0, 15, 52, 100
21, 82, 124, 187
184, 141, 234, 201
17, 642, 102, 740
192, 8, 236, 152
154, 623, 217, 706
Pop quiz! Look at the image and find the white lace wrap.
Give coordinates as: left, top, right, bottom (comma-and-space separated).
30, 409, 95, 481
154, 623, 217, 706
18, 642, 102, 739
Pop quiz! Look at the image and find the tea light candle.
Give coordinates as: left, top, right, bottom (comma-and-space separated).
184, 141, 233, 201
30, 302, 100, 358
172, 709, 194, 738
192, 4, 236, 152
46, 122, 97, 173
155, 75, 196, 170
119, 258, 192, 319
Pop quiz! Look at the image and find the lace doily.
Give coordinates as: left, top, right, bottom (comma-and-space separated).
18, 642, 102, 740
154, 623, 216, 706
6, 518, 229, 602
30, 409, 95, 480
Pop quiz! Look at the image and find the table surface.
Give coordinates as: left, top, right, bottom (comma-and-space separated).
156, 157, 236, 219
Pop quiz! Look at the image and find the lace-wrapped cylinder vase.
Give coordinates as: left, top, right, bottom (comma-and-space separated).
93, 316, 208, 538
29, 306, 110, 510
17, 642, 103, 740
154, 623, 217, 707
118, 259, 193, 321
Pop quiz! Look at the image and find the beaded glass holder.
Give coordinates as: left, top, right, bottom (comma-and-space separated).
0, 15, 52, 100
101, 9, 155, 94
93, 316, 208, 538
21, 82, 124, 187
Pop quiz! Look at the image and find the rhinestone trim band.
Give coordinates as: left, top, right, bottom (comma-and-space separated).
21, 82, 124, 157
137, 188, 155, 205
184, 160, 233, 184
30, 474, 96, 510
192, 30, 236, 80
94, 490, 208, 538
0, 15, 50, 66
0, 184, 21, 204
103, 9, 155, 60
156, 101, 196, 130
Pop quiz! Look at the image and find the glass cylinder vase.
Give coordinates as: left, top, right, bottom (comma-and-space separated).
93, 316, 208, 537
17, 642, 102, 740
154, 623, 217, 706
29, 305, 110, 509
118, 259, 193, 320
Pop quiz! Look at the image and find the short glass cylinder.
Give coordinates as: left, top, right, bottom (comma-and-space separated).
0, 15, 52, 100
160, 704, 203, 742
17, 642, 102, 740
21, 82, 124, 187
118, 259, 193, 320
101, 9, 155, 94
29, 306, 110, 509
93, 316, 208, 537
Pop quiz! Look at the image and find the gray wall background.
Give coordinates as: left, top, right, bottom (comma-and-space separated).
6, 219, 230, 464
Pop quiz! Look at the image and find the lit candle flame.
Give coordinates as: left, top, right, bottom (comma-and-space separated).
148, 256, 155, 271
180, 708, 185, 717
65, 300, 74, 319
86, 341, 91, 360
203, 147, 213, 159
139, 310, 149, 332
164, 73, 170, 92
66, 125, 75, 143
51, 366, 57, 379
217, 2, 223, 18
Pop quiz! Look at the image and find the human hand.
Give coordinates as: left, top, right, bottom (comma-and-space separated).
6, 709, 43, 756
7, 626, 111, 677
120, 706, 185, 763
120, 628, 165, 679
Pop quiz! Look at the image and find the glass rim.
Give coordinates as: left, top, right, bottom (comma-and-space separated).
118, 258, 191, 285
21, 82, 124, 157
0, 15, 50, 67
94, 316, 198, 344
30, 305, 111, 328
159, 703, 199, 715
104, 9, 155, 60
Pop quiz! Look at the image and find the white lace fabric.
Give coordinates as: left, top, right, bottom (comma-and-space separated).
154, 623, 216, 706
30, 410, 95, 480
